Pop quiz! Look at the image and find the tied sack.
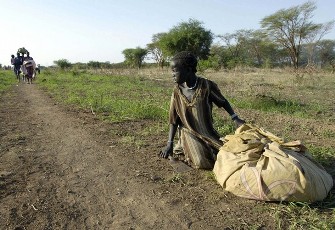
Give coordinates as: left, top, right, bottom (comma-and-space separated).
213, 124, 333, 202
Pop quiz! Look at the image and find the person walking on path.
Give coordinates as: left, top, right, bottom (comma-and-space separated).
12, 53, 23, 81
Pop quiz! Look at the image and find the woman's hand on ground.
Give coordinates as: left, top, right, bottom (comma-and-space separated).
159, 143, 173, 158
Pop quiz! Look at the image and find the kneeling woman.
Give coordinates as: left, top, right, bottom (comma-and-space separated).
159, 51, 245, 169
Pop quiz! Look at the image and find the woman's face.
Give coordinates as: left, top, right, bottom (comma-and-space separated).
170, 60, 190, 84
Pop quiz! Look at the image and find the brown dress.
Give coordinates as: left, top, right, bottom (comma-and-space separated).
169, 77, 229, 169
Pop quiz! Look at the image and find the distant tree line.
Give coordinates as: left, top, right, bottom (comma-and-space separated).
52, 59, 129, 70
52, 1, 335, 72
125, 1, 335, 71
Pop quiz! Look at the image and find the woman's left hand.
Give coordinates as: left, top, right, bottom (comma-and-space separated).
234, 117, 246, 127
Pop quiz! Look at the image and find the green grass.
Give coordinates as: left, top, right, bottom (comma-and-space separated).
212, 112, 236, 136
37, 70, 171, 123
273, 202, 335, 230
35, 70, 238, 136
0, 70, 17, 93
307, 145, 335, 168
231, 94, 322, 118
168, 173, 185, 184
322, 129, 335, 138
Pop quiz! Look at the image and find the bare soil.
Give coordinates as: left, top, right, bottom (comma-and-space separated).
0, 81, 332, 230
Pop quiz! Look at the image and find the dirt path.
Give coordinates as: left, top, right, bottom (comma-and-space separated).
0, 83, 276, 229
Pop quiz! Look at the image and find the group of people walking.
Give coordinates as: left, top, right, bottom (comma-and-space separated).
10, 51, 39, 84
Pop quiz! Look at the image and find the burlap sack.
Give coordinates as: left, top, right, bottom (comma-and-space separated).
213, 124, 333, 202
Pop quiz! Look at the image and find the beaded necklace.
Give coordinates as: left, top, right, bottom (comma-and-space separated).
187, 77, 198, 90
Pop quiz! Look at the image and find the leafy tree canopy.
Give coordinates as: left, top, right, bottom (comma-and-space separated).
88, 61, 101, 69
260, 1, 333, 68
54, 59, 72, 69
158, 19, 213, 60
122, 47, 148, 68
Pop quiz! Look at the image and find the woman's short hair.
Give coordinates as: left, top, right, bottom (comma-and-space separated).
172, 51, 197, 73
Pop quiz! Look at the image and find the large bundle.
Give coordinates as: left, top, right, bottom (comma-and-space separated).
22, 59, 36, 77
213, 124, 333, 202
23, 59, 36, 68
17, 47, 28, 54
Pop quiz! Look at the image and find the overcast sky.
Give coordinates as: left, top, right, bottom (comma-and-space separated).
1, 0, 334, 66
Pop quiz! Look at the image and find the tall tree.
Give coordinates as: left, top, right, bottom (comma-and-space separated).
122, 47, 148, 68
217, 31, 244, 62
88, 61, 101, 69
147, 33, 166, 68
318, 39, 335, 72
218, 29, 271, 67
261, 1, 324, 69
158, 19, 213, 59
303, 20, 335, 66
54, 59, 72, 69
208, 44, 228, 69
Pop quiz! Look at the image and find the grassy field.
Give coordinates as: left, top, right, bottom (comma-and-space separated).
14, 67, 335, 167
34, 67, 335, 153
0, 70, 17, 94
1, 67, 335, 229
